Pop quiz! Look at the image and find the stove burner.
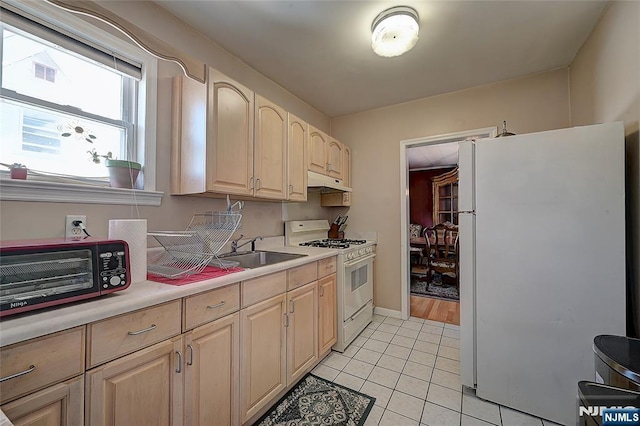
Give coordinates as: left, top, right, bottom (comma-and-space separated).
299, 239, 368, 249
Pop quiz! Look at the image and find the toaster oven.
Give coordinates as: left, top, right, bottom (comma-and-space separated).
0, 238, 131, 318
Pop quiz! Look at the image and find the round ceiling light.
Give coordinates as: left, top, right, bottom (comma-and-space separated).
371, 6, 419, 57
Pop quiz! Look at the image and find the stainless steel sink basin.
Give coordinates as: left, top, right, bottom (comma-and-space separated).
218, 251, 307, 269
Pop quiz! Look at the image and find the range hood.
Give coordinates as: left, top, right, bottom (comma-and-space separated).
307, 171, 352, 192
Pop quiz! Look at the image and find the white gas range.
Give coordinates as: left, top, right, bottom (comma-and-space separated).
284, 220, 376, 352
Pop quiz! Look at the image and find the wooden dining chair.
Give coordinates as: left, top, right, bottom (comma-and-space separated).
424, 222, 459, 287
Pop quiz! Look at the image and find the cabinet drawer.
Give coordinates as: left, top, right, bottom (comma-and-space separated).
318, 257, 337, 278
87, 300, 181, 368
183, 283, 240, 330
287, 262, 317, 290
0, 327, 85, 404
241, 271, 286, 308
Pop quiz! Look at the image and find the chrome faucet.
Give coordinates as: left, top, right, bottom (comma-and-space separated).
230, 235, 263, 253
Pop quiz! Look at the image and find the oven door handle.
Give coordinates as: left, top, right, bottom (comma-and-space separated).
343, 253, 376, 268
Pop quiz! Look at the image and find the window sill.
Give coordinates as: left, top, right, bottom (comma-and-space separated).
0, 178, 163, 206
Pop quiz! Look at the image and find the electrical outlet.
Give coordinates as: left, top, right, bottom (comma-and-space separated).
65, 215, 87, 238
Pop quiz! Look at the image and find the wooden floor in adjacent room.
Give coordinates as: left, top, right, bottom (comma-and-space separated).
410, 295, 460, 325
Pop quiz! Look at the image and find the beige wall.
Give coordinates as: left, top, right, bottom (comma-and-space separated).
331, 69, 571, 311
569, 0, 640, 335
0, 1, 332, 242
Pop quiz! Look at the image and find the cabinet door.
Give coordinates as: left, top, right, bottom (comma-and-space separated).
343, 145, 352, 205
254, 95, 287, 200
86, 336, 184, 426
432, 168, 459, 225
207, 68, 254, 196
287, 113, 308, 201
318, 274, 337, 356
171, 75, 207, 195
308, 126, 328, 174
326, 138, 343, 179
1, 376, 83, 426
184, 313, 239, 426
240, 294, 286, 423
286, 282, 318, 384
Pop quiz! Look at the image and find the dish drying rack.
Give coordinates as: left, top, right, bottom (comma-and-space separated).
147, 198, 243, 279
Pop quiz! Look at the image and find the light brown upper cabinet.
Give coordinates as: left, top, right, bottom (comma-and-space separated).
172, 68, 313, 202
326, 138, 343, 180
320, 143, 352, 207
308, 125, 329, 175
287, 113, 308, 201
171, 68, 254, 196
254, 95, 287, 200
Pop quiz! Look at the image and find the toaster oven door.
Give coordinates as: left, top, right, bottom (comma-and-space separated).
0, 248, 98, 316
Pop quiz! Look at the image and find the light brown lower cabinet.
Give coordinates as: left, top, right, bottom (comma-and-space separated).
240, 293, 287, 423
318, 274, 337, 355
86, 335, 184, 426
184, 313, 240, 426
1, 375, 84, 426
286, 281, 318, 384
86, 313, 241, 426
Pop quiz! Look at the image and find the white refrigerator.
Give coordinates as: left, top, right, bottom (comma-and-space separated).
458, 122, 627, 425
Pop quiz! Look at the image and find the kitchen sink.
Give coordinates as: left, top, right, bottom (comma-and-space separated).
217, 251, 307, 269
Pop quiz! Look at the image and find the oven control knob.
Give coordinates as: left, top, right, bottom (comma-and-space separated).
110, 276, 122, 286
347, 252, 354, 260
359, 249, 365, 256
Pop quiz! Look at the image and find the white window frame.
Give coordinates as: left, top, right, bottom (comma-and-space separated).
0, 0, 161, 206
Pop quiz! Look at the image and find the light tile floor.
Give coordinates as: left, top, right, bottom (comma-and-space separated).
312, 314, 563, 426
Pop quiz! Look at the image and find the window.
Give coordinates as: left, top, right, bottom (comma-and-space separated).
34, 62, 55, 82
0, 2, 160, 204
1, 12, 139, 180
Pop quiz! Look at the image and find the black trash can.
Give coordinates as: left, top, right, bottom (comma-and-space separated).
593, 335, 640, 391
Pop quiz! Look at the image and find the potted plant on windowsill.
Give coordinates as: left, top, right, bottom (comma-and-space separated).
60, 121, 141, 189
88, 149, 141, 189
7, 163, 28, 180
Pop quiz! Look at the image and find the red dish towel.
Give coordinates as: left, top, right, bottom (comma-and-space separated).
147, 266, 245, 286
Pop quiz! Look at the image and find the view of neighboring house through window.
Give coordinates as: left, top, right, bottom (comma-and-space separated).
1, 15, 139, 180
34, 62, 56, 82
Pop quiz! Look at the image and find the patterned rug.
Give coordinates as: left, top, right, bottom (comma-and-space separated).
411, 274, 459, 301
256, 373, 375, 426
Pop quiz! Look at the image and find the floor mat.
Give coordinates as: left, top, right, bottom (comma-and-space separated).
256, 373, 375, 426
411, 274, 459, 301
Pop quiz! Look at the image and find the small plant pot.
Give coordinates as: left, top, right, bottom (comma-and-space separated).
105, 159, 141, 189
10, 168, 27, 180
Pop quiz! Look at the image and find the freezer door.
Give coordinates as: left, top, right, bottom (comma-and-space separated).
474, 123, 626, 425
457, 140, 475, 213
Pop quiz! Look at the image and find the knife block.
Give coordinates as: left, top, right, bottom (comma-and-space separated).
328, 224, 343, 239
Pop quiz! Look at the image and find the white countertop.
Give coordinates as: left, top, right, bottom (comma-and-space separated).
0, 244, 339, 347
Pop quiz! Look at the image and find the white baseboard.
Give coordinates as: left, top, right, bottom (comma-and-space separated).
373, 306, 404, 319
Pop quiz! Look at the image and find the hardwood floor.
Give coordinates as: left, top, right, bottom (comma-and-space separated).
410, 295, 460, 325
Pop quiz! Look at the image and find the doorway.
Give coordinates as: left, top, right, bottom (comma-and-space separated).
399, 127, 497, 322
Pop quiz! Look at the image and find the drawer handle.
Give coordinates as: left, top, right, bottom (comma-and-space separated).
0, 365, 36, 383
289, 184, 293, 195
127, 324, 157, 336
186, 344, 194, 366
206, 301, 226, 310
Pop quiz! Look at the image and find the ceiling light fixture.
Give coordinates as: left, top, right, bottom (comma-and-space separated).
371, 6, 419, 57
